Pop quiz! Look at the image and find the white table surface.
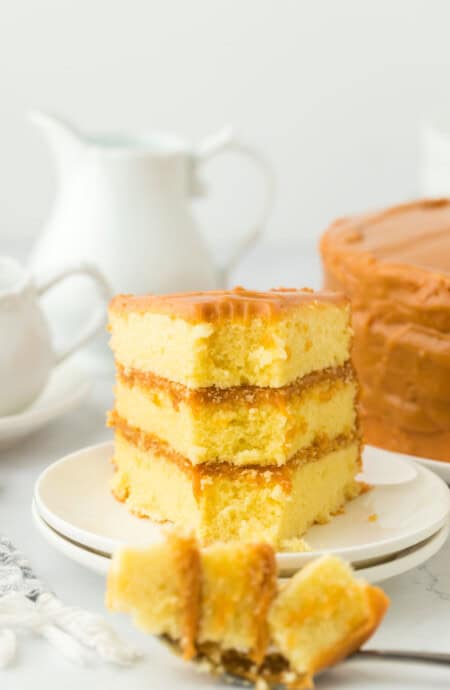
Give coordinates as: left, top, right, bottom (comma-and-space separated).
2, 242, 450, 690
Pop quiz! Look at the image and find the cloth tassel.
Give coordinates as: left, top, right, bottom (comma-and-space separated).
0, 629, 16, 668
36, 593, 140, 665
0, 538, 140, 669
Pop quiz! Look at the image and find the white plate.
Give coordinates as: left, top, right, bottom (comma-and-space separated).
32, 500, 110, 575
34, 440, 450, 571
356, 445, 418, 485
31, 500, 450, 584
368, 445, 450, 486
0, 360, 92, 450
378, 448, 450, 484
415, 456, 450, 485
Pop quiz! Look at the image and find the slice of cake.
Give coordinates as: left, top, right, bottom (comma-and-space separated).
106, 532, 276, 664
108, 287, 362, 547
268, 555, 388, 680
106, 534, 389, 688
105, 531, 201, 659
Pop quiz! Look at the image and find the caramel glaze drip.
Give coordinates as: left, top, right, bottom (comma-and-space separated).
321, 198, 450, 462
116, 361, 356, 410
109, 286, 348, 323
163, 541, 278, 668
248, 545, 278, 664
168, 531, 201, 661
108, 410, 360, 500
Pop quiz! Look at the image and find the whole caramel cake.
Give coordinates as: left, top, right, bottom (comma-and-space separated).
321, 198, 450, 462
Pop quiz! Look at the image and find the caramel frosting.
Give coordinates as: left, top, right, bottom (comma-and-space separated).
117, 361, 355, 409
321, 198, 450, 461
109, 286, 348, 322
108, 410, 359, 499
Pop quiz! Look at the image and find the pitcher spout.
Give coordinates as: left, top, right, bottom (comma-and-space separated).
29, 109, 85, 180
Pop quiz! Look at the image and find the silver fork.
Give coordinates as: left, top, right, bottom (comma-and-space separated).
354, 649, 450, 666
222, 649, 450, 687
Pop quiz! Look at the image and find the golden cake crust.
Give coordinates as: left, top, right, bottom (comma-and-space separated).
305, 585, 389, 677
109, 286, 348, 323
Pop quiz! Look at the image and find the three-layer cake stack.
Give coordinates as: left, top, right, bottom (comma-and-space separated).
108, 287, 362, 548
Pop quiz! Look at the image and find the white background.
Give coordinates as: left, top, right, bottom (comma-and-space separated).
2, 0, 450, 253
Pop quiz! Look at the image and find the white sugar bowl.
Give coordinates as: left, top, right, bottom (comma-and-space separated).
0, 256, 110, 416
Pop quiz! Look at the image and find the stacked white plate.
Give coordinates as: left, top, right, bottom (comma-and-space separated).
33, 441, 450, 583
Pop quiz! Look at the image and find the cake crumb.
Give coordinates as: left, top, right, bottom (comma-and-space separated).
368, 513, 378, 522
279, 537, 311, 553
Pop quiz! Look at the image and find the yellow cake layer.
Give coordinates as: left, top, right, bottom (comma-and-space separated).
111, 432, 361, 547
113, 370, 357, 466
109, 301, 351, 388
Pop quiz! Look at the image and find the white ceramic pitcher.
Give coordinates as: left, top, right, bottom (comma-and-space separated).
29, 111, 275, 294
29, 112, 275, 369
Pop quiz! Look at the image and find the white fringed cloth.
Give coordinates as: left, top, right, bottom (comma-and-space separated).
0, 537, 140, 668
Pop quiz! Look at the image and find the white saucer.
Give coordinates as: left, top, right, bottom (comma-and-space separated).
33, 440, 450, 572
0, 360, 92, 450
31, 500, 450, 584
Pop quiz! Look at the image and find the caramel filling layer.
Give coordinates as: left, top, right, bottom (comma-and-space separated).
117, 361, 355, 409
109, 411, 360, 499
169, 532, 201, 661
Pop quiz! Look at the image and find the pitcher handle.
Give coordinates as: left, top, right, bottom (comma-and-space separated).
36, 262, 112, 364
196, 127, 275, 286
